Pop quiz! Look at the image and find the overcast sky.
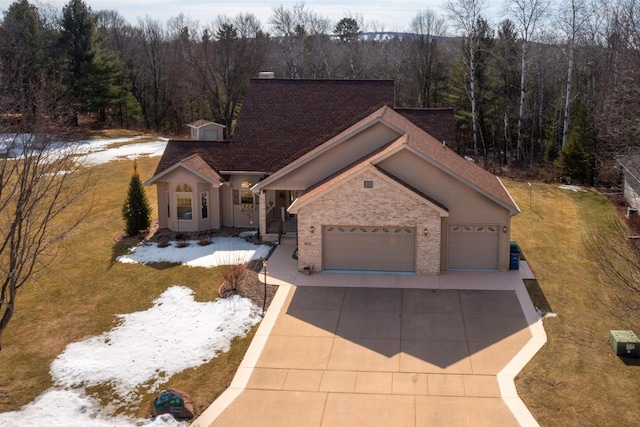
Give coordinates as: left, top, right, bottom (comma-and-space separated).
1, 0, 503, 33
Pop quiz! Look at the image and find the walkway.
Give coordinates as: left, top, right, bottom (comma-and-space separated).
192, 239, 545, 426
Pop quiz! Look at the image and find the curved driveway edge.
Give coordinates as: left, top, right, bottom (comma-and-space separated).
192, 241, 546, 427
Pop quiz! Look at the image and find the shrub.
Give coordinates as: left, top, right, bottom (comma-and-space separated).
198, 233, 212, 246
221, 263, 248, 295
122, 161, 151, 236
157, 235, 171, 248
176, 236, 189, 248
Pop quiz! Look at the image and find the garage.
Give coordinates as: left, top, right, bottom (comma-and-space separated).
323, 225, 416, 272
447, 224, 499, 270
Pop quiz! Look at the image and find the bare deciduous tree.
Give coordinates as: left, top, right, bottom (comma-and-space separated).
0, 110, 93, 350
447, 0, 486, 158
584, 216, 640, 320
407, 10, 446, 108
558, 0, 591, 150
505, 0, 549, 164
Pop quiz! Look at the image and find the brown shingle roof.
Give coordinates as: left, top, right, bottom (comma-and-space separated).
188, 119, 216, 128
378, 107, 519, 213
231, 79, 395, 171
150, 80, 517, 213
153, 79, 396, 178
152, 140, 255, 178
181, 154, 225, 185
395, 108, 456, 145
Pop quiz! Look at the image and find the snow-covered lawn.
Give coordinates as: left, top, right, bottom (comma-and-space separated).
0, 134, 168, 165
118, 237, 272, 268
0, 136, 270, 425
0, 287, 261, 427
76, 137, 168, 165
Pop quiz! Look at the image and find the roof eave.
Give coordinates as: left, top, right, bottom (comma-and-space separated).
399, 144, 520, 214
254, 110, 403, 192
144, 162, 224, 187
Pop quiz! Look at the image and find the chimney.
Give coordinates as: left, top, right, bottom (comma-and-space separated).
258, 71, 275, 79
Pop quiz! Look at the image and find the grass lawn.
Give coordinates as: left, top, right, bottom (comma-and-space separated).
0, 142, 258, 419
507, 180, 640, 426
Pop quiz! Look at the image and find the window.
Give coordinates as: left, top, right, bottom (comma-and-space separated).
176, 183, 193, 220
233, 181, 255, 209
240, 190, 254, 208
166, 191, 170, 218
201, 192, 209, 219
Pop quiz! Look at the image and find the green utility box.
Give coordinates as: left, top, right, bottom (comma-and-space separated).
609, 330, 640, 358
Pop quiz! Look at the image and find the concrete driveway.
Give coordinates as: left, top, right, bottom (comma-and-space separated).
193, 241, 545, 427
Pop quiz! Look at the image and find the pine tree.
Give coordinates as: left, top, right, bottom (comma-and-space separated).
122, 161, 151, 236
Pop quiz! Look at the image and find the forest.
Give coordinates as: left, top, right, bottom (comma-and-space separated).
1, 0, 639, 184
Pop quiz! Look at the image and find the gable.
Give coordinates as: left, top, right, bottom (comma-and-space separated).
145, 154, 224, 187
256, 121, 402, 191
289, 163, 449, 217
376, 148, 511, 221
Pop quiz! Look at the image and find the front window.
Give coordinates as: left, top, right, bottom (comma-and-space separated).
201, 192, 209, 219
234, 180, 255, 209
176, 183, 193, 220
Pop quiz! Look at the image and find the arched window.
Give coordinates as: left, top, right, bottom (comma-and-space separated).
176, 183, 193, 220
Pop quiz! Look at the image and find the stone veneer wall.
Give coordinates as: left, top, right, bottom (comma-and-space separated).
258, 190, 267, 236
296, 169, 443, 275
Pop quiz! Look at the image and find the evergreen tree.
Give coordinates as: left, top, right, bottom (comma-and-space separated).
334, 17, 360, 43
559, 134, 589, 183
0, 0, 45, 130
122, 161, 151, 236
59, 0, 96, 124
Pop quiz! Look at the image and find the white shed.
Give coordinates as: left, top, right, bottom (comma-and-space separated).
187, 120, 226, 141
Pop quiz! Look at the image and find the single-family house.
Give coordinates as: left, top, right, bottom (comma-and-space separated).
145, 77, 520, 274
618, 154, 640, 214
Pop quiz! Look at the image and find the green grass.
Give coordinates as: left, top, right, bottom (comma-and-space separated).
0, 149, 256, 418
507, 180, 640, 426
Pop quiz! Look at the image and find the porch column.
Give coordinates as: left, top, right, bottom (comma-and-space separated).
259, 190, 267, 237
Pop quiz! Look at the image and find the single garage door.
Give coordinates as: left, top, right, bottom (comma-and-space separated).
448, 224, 499, 270
323, 226, 416, 272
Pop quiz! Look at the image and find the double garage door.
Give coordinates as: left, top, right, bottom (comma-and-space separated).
447, 225, 499, 270
323, 226, 416, 272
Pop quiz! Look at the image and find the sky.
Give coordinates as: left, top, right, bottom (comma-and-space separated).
1, 0, 504, 33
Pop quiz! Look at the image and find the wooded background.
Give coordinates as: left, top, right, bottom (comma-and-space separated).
2, 0, 639, 183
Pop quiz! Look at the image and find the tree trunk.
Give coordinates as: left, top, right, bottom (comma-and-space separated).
469, 41, 479, 158
517, 40, 528, 164
0, 283, 16, 351
562, 37, 575, 150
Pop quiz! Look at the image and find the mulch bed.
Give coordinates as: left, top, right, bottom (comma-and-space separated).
222, 269, 279, 313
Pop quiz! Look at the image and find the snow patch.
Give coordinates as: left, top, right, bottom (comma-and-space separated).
559, 185, 584, 192
536, 307, 558, 319
78, 139, 168, 165
0, 286, 261, 426
117, 237, 271, 267
51, 287, 261, 400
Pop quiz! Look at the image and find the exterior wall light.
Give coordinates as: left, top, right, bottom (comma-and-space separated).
310, 226, 315, 233
503, 226, 508, 233
424, 228, 428, 236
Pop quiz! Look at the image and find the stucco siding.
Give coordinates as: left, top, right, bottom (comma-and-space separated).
297, 169, 442, 275
156, 182, 169, 228
221, 185, 233, 227
261, 123, 401, 190
378, 149, 512, 271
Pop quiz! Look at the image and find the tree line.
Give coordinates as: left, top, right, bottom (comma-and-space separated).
2, 0, 640, 183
